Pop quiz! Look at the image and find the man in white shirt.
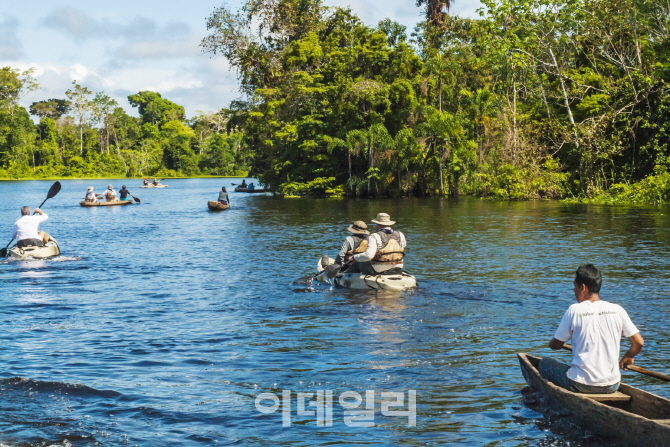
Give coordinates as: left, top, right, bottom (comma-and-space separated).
540, 264, 644, 394
11, 207, 49, 248
103, 184, 116, 201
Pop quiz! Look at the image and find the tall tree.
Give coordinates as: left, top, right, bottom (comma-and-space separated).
65, 81, 93, 154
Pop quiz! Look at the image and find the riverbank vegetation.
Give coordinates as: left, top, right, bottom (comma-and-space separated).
199, 0, 670, 201
0, 70, 251, 180
2, 0, 670, 202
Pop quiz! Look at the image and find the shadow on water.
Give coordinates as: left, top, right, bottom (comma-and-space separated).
1, 179, 669, 445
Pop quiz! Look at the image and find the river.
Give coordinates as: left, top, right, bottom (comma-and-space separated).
1, 178, 669, 446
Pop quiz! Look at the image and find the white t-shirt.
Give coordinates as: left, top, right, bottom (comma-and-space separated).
554, 300, 639, 386
104, 189, 116, 197
11, 213, 48, 240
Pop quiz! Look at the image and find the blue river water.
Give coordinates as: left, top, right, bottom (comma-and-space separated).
1, 178, 669, 446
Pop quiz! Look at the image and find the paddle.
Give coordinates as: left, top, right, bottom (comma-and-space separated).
126, 191, 140, 203
293, 262, 342, 286
563, 344, 670, 383
0, 181, 61, 257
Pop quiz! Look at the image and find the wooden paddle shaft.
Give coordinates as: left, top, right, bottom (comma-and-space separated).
563, 344, 670, 382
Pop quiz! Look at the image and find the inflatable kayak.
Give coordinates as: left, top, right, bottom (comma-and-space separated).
208, 201, 230, 211
80, 200, 133, 207
141, 184, 167, 188
315, 255, 417, 291
9, 235, 60, 259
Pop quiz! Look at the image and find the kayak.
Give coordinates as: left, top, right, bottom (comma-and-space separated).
208, 201, 230, 211
8, 236, 60, 259
141, 184, 167, 188
80, 200, 133, 207
315, 255, 417, 290
234, 187, 270, 193
518, 353, 670, 447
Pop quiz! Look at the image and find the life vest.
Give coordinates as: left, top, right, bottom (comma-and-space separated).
371, 231, 405, 265
345, 235, 368, 263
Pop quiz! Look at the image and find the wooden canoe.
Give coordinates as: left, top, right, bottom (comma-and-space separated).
518, 353, 670, 446
208, 201, 229, 211
80, 200, 133, 207
140, 184, 167, 188
234, 187, 270, 193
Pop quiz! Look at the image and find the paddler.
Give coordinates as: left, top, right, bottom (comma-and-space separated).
541, 264, 644, 394
218, 187, 230, 206
240, 179, 247, 188
103, 184, 117, 201
334, 221, 369, 267
152, 178, 160, 186
84, 186, 100, 203
348, 213, 406, 276
119, 186, 131, 201
11, 206, 50, 248
143, 178, 149, 186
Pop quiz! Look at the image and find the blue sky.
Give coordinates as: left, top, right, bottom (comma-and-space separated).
1, 0, 481, 118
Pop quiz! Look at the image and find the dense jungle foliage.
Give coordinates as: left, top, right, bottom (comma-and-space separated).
0, 72, 251, 180
3, 0, 670, 202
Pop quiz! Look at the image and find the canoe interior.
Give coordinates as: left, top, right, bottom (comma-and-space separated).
207, 201, 229, 211
520, 353, 670, 420
80, 200, 133, 207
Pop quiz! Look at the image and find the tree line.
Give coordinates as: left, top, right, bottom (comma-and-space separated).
3, 0, 670, 202
0, 70, 250, 179
198, 0, 670, 201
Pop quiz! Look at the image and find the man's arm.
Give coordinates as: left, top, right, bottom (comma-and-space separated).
548, 338, 565, 350
334, 238, 351, 265
10, 223, 18, 239
34, 209, 47, 221
353, 235, 377, 262
620, 332, 644, 370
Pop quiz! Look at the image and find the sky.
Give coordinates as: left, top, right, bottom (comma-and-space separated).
1, 0, 481, 119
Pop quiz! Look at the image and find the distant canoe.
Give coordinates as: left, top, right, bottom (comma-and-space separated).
208, 201, 230, 211
141, 184, 167, 188
80, 200, 133, 207
518, 353, 670, 447
234, 187, 270, 193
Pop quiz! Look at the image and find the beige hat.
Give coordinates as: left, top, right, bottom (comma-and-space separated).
87, 186, 94, 192
371, 213, 395, 226
347, 221, 369, 235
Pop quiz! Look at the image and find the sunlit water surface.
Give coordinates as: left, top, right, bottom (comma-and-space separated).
1, 178, 669, 446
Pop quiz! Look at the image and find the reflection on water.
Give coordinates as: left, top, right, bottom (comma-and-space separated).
0, 179, 669, 446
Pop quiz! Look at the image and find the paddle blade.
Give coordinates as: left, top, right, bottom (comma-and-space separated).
0, 247, 7, 258
324, 264, 342, 279
292, 275, 314, 286
133, 197, 141, 203
47, 181, 62, 199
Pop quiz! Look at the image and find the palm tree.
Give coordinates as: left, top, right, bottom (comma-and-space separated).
416, 0, 451, 27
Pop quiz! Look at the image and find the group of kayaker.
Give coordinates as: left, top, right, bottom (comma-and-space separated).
143, 178, 163, 186
84, 185, 132, 203
334, 213, 406, 276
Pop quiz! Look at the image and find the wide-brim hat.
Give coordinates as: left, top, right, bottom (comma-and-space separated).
347, 221, 369, 235
87, 187, 94, 192
371, 213, 395, 226
108, 185, 113, 189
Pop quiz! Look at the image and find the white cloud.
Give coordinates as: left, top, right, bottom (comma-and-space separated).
114, 36, 201, 60
0, 16, 24, 60
41, 8, 191, 43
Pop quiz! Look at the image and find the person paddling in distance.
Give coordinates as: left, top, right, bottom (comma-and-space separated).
334, 221, 369, 268
119, 186, 131, 201
143, 178, 149, 186
348, 213, 406, 276
239, 179, 247, 188
152, 178, 161, 186
540, 264, 644, 394
218, 187, 231, 206
84, 187, 101, 203
11, 206, 50, 248
103, 184, 117, 202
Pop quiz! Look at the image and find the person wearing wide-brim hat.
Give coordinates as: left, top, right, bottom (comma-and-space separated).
84, 186, 100, 203
350, 213, 407, 276
103, 184, 117, 202
334, 220, 370, 266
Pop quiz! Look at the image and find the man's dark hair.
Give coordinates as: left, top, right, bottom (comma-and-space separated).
575, 264, 602, 294
21, 206, 30, 216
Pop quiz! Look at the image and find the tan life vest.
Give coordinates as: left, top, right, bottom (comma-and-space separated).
344, 235, 368, 263
371, 231, 405, 265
